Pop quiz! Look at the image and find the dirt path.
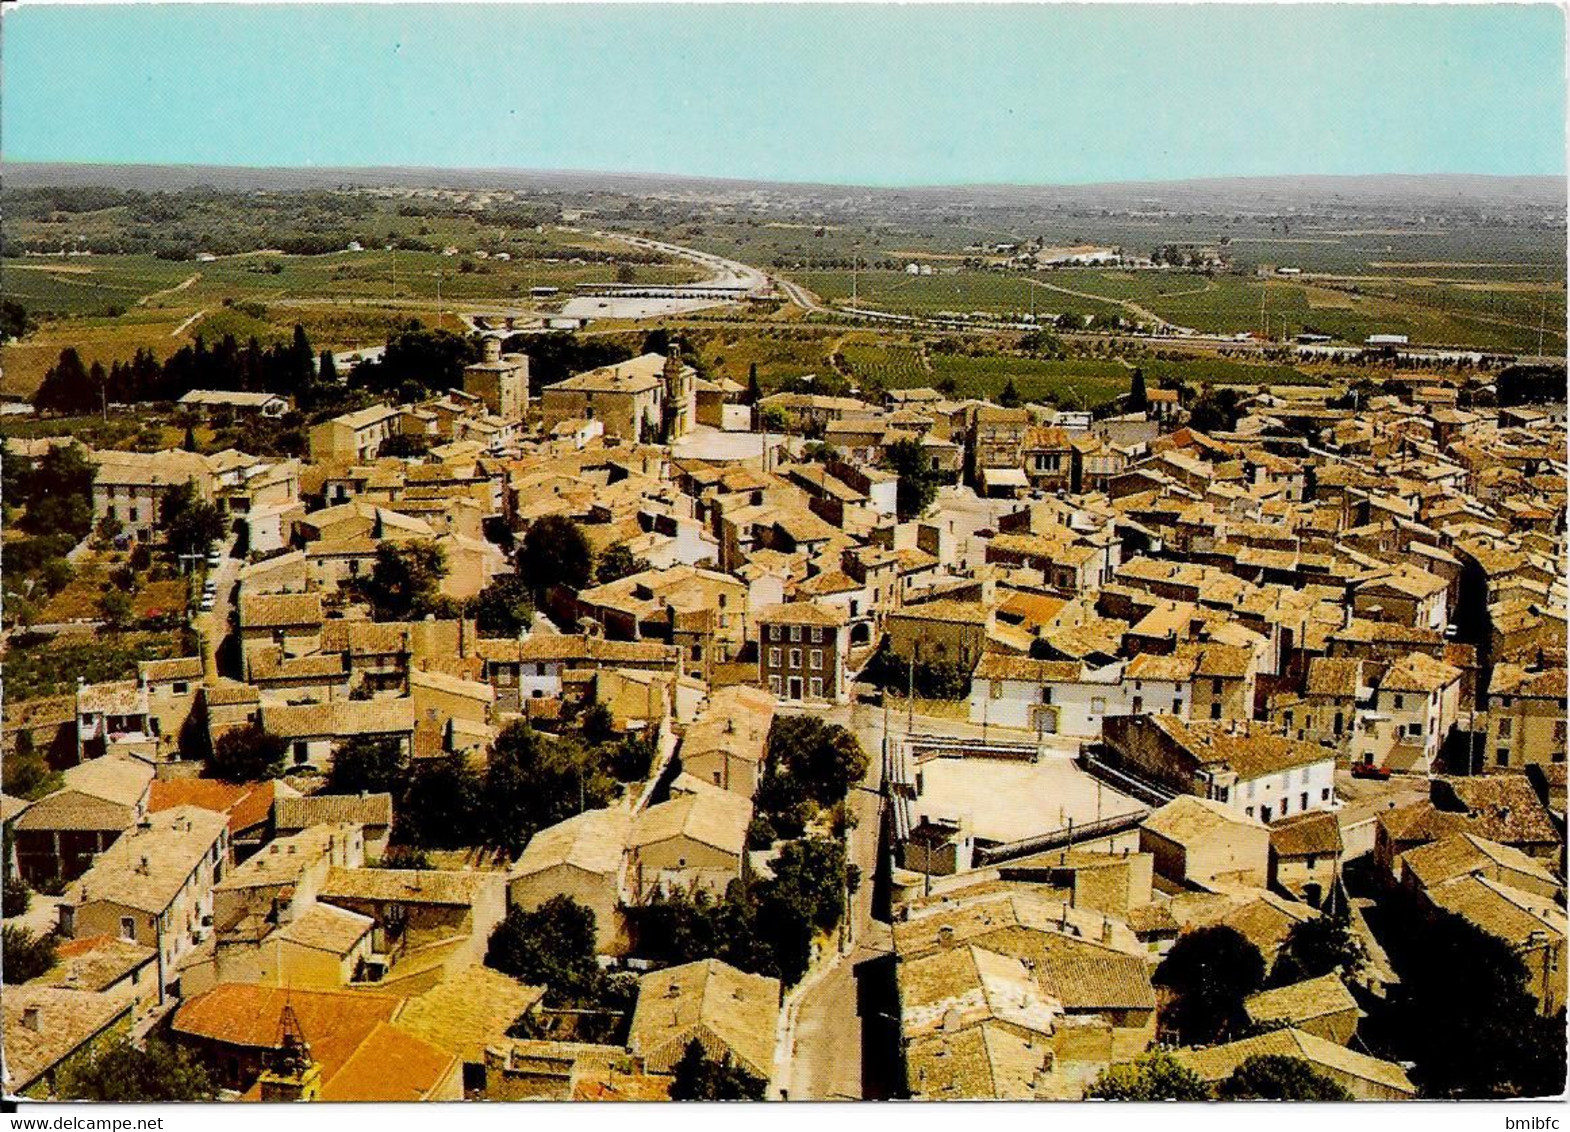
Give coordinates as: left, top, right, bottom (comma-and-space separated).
1024, 275, 1205, 331
171, 309, 207, 338
138, 272, 202, 307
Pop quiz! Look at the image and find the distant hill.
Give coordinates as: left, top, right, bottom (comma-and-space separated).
5, 162, 1563, 211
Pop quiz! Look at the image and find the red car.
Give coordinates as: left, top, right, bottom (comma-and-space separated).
1350, 762, 1391, 781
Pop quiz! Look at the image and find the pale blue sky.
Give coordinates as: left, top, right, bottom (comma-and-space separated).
4, 4, 1564, 184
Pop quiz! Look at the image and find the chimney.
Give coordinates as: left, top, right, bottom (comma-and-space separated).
137, 856, 151, 875
483, 337, 501, 364
1101, 916, 1113, 946
20, 1007, 41, 1033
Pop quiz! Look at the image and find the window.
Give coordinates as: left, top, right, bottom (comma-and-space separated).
811, 627, 823, 643
810, 677, 823, 699
130, 508, 140, 523
769, 648, 781, 668
1321, 787, 1331, 801
1090, 696, 1106, 714
1498, 748, 1511, 767
1555, 721, 1567, 744
1498, 718, 1514, 738
770, 625, 781, 642
293, 741, 308, 765
1245, 806, 1254, 819
1042, 687, 1053, 705
1393, 694, 1404, 710
1306, 856, 1317, 871
790, 626, 802, 642
1213, 678, 1224, 694
1132, 696, 1144, 714
120, 917, 136, 941
172, 682, 188, 695
1300, 792, 1309, 811
1210, 702, 1222, 720
769, 676, 781, 694
691, 645, 703, 661
990, 681, 1003, 700
790, 649, 802, 669
1173, 699, 1183, 714
810, 649, 823, 670
1280, 797, 1290, 816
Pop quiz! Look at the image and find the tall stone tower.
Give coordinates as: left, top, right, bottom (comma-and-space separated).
464, 337, 531, 421
661, 344, 692, 442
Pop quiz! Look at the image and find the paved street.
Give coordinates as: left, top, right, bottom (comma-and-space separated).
775, 701, 888, 1100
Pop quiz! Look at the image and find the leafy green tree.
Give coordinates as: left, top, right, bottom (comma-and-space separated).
767, 715, 868, 806
997, 377, 1021, 408
486, 895, 601, 1002
1392, 908, 1566, 1098
17, 443, 96, 539
916, 660, 971, 700
32, 347, 98, 415
98, 588, 134, 630
766, 837, 846, 933
1217, 1055, 1352, 1100
1085, 1052, 1211, 1100
57, 1039, 216, 1102
1153, 925, 1266, 1044
378, 433, 430, 459
359, 540, 446, 620
395, 752, 483, 850
324, 736, 408, 796
606, 734, 656, 782
484, 723, 617, 853
519, 514, 593, 594
206, 722, 286, 783
159, 480, 226, 561
757, 405, 788, 434
1188, 385, 1243, 434
669, 1039, 767, 1101
882, 436, 939, 521
0, 299, 34, 343
2, 924, 58, 983
4, 731, 61, 800
1128, 367, 1149, 413
1270, 914, 1366, 986
595, 542, 648, 585
470, 573, 534, 637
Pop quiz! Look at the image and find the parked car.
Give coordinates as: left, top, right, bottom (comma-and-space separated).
207, 549, 223, 568
1351, 762, 1391, 781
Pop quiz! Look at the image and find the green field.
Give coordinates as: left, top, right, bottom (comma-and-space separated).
783, 263, 1566, 355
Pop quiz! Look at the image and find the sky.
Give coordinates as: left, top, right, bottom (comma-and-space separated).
3, 3, 1565, 185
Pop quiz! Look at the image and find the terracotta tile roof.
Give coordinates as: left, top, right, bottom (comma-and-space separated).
1425, 875, 1567, 949
148, 779, 276, 835
1174, 1028, 1414, 1095
393, 965, 546, 1064
65, 806, 228, 914
1143, 795, 1266, 845
274, 903, 374, 954
274, 792, 394, 832
3, 987, 133, 1093
1270, 811, 1344, 859
511, 806, 632, 880
630, 790, 752, 859
756, 600, 849, 627
1401, 833, 1558, 892
1380, 651, 1462, 694
318, 866, 496, 907
240, 592, 324, 629
172, 984, 400, 1084
41, 934, 157, 993
628, 958, 781, 1080
1305, 657, 1364, 697
316, 1021, 458, 1102
1244, 974, 1358, 1029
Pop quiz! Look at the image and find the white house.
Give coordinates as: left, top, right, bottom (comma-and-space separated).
968, 653, 1195, 737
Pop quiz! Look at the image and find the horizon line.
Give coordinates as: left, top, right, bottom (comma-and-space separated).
8, 159, 1565, 194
